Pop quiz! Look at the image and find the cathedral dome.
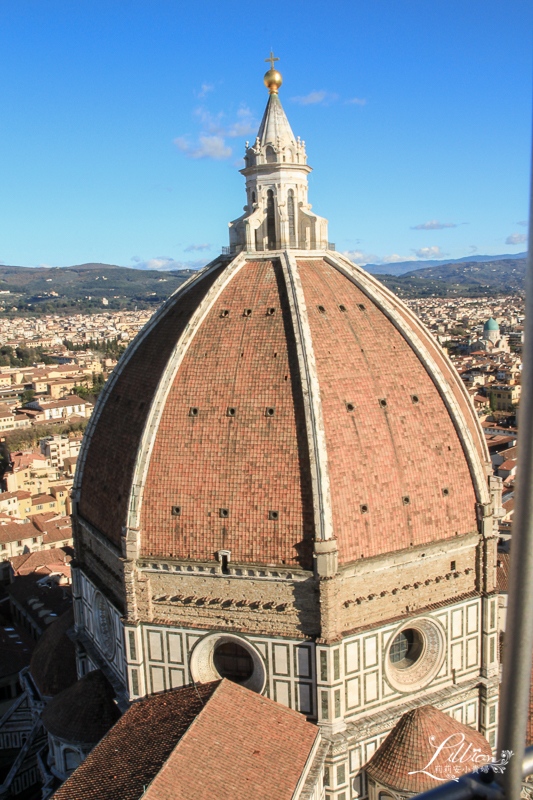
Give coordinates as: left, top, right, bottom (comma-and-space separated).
73, 69, 490, 576
41, 669, 120, 745
484, 317, 499, 332
365, 704, 492, 794
75, 251, 489, 571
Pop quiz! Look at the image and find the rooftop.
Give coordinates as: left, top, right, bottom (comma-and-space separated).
52, 679, 319, 800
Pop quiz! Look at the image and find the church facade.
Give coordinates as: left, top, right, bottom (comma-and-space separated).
70, 61, 501, 799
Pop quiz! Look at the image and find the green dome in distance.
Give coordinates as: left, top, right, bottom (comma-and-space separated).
484, 317, 499, 331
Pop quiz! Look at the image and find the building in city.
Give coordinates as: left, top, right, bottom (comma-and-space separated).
468, 318, 510, 354
66, 62, 501, 798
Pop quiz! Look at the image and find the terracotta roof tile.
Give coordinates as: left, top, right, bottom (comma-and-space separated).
365, 704, 492, 793
76, 256, 486, 567
497, 553, 510, 593
297, 259, 479, 562
140, 259, 314, 567
51, 681, 220, 800
78, 265, 226, 549
52, 680, 318, 800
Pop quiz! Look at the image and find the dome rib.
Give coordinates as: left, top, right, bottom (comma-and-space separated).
281, 251, 334, 544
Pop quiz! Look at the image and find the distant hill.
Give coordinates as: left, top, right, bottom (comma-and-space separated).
375, 258, 526, 298
0, 263, 195, 315
0, 254, 525, 314
363, 252, 527, 276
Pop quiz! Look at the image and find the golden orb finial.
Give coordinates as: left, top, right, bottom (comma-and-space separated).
264, 51, 282, 94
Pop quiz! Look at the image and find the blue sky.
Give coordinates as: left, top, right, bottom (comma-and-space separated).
0, 0, 531, 270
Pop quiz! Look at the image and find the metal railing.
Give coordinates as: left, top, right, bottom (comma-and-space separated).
221, 242, 336, 254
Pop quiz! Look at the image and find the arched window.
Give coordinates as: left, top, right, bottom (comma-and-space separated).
251, 191, 256, 205
266, 190, 276, 249
265, 146, 276, 163
288, 189, 296, 248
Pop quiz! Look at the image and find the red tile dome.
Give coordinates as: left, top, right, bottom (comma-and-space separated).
365, 704, 492, 794
75, 252, 490, 571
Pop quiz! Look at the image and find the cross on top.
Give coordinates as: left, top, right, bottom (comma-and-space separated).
265, 51, 279, 70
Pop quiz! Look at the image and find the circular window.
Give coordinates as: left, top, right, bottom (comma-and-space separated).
385, 617, 445, 693
389, 629, 423, 669
190, 633, 266, 693
213, 642, 254, 684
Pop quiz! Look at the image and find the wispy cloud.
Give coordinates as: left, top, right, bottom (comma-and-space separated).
130, 256, 209, 272
185, 243, 211, 252
381, 254, 407, 263
291, 90, 339, 106
175, 135, 232, 160
411, 220, 457, 230
342, 250, 410, 266
197, 83, 214, 98
175, 105, 258, 161
518, 220, 528, 227
345, 97, 366, 105
411, 246, 446, 259
468, 245, 478, 254
342, 250, 379, 265
38, 263, 55, 268
505, 233, 527, 245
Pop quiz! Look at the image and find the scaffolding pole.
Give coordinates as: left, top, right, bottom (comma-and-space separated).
497, 110, 533, 798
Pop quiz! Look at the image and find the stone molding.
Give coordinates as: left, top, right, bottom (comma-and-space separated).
383, 616, 446, 693
281, 251, 335, 548
189, 631, 266, 694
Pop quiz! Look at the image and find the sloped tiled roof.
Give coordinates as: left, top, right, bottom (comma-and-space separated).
0, 522, 33, 543
365, 704, 491, 794
51, 681, 220, 800
51, 680, 319, 800
142, 679, 319, 800
9, 546, 72, 576
497, 553, 510, 592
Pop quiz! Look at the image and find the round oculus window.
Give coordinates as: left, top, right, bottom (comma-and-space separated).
189, 633, 266, 694
213, 642, 254, 684
389, 629, 423, 670
385, 617, 445, 693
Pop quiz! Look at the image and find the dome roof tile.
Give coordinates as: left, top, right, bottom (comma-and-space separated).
365, 704, 492, 794
41, 668, 120, 744
75, 253, 489, 568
